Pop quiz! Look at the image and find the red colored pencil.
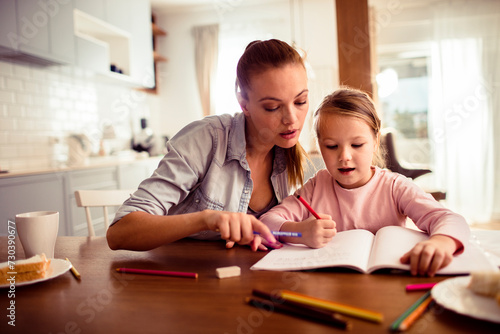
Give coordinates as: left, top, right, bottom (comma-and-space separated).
405, 282, 438, 292
116, 267, 198, 278
297, 195, 321, 219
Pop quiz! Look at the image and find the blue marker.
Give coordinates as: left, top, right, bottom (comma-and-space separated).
254, 231, 302, 237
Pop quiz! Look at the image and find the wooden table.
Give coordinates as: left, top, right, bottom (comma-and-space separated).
1, 237, 499, 334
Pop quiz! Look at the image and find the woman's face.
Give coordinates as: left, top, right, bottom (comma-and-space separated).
318, 113, 378, 189
240, 63, 309, 151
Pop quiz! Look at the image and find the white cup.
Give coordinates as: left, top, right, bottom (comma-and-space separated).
16, 211, 59, 259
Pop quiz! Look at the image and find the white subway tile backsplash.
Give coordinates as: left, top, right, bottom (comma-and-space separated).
7, 78, 23, 91
30, 66, 47, 79
17, 119, 36, 131
0, 91, 15, 104
0, 118, 16, 131
49, 97, 62, 109
6, 104, 25, 117
12, 64, 30, 78
8, 132, 26, 144
58, 65, 73, 76
46, 72, 60, 82
0, 62, 13, 76
62, 100, 73, 110
15, 92, 33, 105
0, 58, 143, 171
23, 81, 39, 93
1, 145, 18, 158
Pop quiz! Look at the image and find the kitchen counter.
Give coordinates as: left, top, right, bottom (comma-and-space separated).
0, 152, 161, 179
0, 154, 163, 236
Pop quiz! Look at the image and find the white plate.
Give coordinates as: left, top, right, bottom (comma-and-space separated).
0, 258, 71, 288
431, 276, 500, 323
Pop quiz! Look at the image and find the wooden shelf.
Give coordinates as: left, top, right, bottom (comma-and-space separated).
140, 14, 167, 94
153, 51, 168, 62
152, 23, 167, 36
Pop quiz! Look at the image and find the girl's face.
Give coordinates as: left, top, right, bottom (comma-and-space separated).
239, 63, 309, 151
318, 113, 378, 189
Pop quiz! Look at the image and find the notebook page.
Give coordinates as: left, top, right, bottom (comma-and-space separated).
251, 229, 375, 272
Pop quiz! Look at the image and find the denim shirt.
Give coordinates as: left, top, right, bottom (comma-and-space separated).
112, 112, 290, 239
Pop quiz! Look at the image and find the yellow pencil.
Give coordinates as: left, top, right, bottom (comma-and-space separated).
280, 290, 384, 323
66, 257, 81, 280
398, 295, 433, 331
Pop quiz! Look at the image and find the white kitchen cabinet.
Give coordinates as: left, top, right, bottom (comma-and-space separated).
0, 0, 75, 65
0, 1, 18, 55
74, 33, 109, 74
106, 0, 155, 88
15, 0, 51, 60
66, 166, 119, 236
0, 173, 68, 236
74, 0, 154, 88
68, 158, 160, 236
129, 0, 155, 88
74, 0, 105, 21
117, 158, 158, 189
0, 0, 153, 88
49, 0, 76, 64
105, 0, 132, 32
0, 157, 161, 237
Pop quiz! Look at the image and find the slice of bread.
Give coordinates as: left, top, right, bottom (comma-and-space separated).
0, 253, 51, 285
468, 271, 500, 306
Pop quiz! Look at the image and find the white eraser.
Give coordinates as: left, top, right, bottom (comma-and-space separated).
216, 266, 241, 279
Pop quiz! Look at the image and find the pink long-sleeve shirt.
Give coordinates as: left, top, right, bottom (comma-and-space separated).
260, 167, 470, 251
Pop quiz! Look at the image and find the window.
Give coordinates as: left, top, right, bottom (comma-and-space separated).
377, 57, 429, 139
214, 24, 271, 115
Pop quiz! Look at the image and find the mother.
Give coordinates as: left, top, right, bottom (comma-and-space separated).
107, 39, 310, 251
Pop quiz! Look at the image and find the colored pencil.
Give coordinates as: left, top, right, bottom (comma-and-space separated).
398, 296, 434, 331
297, 195, 321, 219
246, 295, 352, 330
390, 291, 432, 331
66, 258, 81, 280
280, 290, 384, 323
405, 282, 438, 292
252, 289, 351, 329
253, 231, 302, 237
116, 267, 198, 279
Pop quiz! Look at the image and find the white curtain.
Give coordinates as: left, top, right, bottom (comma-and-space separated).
193, 24, 219, 116
429, 0, 500, 223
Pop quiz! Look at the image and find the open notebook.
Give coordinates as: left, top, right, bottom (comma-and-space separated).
251, 226, 498, 275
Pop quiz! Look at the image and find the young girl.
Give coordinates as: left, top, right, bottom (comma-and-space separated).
107, 39, 310, 252
260, 87, 470, 277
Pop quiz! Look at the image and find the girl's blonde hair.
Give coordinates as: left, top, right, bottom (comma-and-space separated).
236, 39, 309, 187
313, 87, 386, 168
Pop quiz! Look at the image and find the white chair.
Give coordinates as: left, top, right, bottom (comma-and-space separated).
74, 189, 133, 236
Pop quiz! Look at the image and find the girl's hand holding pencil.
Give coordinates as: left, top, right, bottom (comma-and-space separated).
292, 216, 337, 249
278, 195, 337, 249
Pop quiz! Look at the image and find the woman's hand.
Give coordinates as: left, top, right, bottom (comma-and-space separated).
279, 214, 337, 248
204, 210, 281, 251
400, 235, 460, 277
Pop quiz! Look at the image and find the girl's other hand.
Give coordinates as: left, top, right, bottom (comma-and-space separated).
400, 235, 460, 277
